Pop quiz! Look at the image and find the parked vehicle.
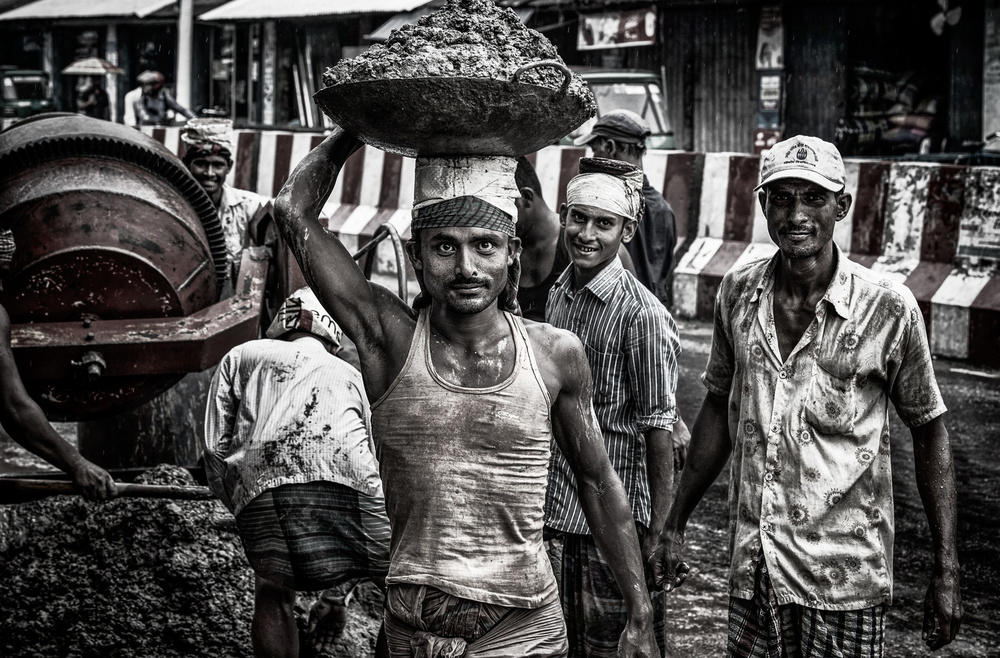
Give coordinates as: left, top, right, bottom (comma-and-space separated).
563, 68, 674, 149
1, 67, 54, 131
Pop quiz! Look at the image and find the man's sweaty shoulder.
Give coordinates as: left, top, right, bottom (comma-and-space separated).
524, 319, 591, 402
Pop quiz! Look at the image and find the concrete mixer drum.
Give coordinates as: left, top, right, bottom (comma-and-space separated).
0, 113, 231, 420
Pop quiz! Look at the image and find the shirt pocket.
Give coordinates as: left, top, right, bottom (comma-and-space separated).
804, 358, 856, 436
583, 343, 625, 407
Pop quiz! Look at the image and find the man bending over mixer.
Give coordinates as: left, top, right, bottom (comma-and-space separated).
0, 229, 117, 501
273, 128, 659, 657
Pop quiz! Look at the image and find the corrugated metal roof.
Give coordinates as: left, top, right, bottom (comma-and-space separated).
146, 0, 231, 18
366, 5, 533, 41
0, 0, 175, 20
199, 0, 432, 21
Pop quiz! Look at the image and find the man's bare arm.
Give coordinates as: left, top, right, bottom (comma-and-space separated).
911, 415, 962, 650
272, 128, 412, 395
648, 391, 732, 591
642, 427, 673, 569
549, 332, 657, 658
0, 308, 116, 501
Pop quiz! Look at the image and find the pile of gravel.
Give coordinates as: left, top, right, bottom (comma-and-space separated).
0, 464, 381, 658
323, 0, 590, 101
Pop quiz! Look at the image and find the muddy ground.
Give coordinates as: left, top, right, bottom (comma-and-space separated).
1, 319, 997, 657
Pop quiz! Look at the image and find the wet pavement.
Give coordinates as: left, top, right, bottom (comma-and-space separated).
1, 318, 998, 656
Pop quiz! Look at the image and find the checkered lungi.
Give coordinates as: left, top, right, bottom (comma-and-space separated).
728, 560, 886, 658
236, 481, 390, 591
545, 527, 666, 658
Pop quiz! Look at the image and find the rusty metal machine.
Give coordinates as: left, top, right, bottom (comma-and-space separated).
0, 113, 269, 424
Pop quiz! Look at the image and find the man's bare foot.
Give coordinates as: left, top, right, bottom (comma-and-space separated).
307, 583, 358, 655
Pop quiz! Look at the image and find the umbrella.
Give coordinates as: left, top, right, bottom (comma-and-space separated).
61, 57, 124, 76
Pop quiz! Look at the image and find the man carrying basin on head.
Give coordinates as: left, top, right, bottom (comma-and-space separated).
273, 128, 659, 658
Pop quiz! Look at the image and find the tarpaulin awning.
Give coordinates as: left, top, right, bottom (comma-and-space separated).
366, 5, 533, 41
0, 0, 175, 20
199, 0, 431, 21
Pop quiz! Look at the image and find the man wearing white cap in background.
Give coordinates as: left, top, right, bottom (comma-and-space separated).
544, 157, 680, 658
273, 127, 659, 657
649, 135, 962, 656
204, 286, 390, 658
0, 229, 117, 501
182, 118, 269, 291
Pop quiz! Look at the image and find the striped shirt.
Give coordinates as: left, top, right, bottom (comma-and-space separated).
544, 257, 680, 534
203, 338, 383, 516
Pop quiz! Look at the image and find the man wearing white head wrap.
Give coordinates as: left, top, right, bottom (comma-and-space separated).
204, 286, 390, 658
0, 230, 117, 501
545, 157, 681, 658
564, 158, 645, 224
273, 129, 658, 658
182, 118, 268, 291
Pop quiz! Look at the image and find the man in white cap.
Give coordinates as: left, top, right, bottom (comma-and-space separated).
182, 118, 269, 290
544, 157, 680, 658
273, 127, 659, 658
204, 286, 390, 658
649, 135, 962, 656
0, 229, 117, 501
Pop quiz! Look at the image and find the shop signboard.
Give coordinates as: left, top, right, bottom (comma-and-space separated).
577, 7, 656, 51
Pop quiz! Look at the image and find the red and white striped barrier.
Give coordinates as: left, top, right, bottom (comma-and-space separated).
671, 157, 1000, 366
144, 127, 1000, 366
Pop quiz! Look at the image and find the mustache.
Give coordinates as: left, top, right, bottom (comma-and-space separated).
447, 275, 489, 288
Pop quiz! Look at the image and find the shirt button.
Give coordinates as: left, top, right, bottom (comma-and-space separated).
764, 472, 774, 482
779, 369, 787, 379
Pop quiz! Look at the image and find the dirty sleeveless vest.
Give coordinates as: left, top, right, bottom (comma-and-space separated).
371, 309, 557, 608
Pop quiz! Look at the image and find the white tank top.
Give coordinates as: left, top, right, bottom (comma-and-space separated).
371, 309, 557, 608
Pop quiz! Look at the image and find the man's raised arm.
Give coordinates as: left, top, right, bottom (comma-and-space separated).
273, 128, 409, 367
550, 332, 657, 658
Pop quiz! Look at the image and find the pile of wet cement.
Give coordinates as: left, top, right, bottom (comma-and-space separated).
323, 0, 591, 103
0, 464, 381, 658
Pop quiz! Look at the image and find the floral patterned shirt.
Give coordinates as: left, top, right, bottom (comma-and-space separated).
703, 246, 946, 610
